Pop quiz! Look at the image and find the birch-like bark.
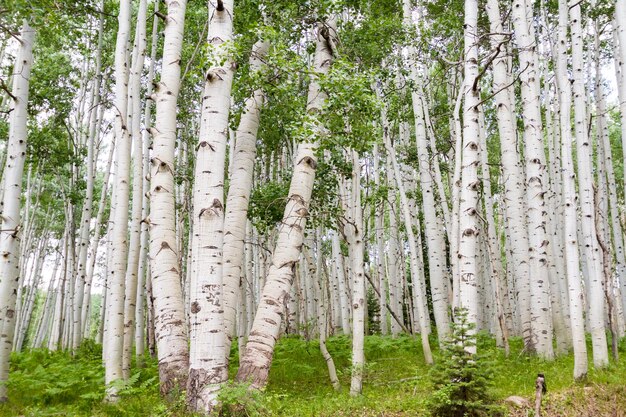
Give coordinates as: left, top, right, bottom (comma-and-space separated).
0, 20, 34, 402
136, 1, 160, 358
347, 151, 366, 396
555, 0, 587, 378
331, 229, 351, 334
122, 0, 148, 380
104, 0, 132, 399
82, 137, 115, 332
148, 0, 190, 396
314, 237, 340, 391
187, 0, 235, 411
235, 19, 337, 389
458, 0, 481, 348
571, 1, 608, 368
511, 0, 554, 358
477, 107, 510, 354
222, 40, 270, 355
486, 0, 530, 343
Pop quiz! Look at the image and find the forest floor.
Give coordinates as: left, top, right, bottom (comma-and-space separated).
1, 334, 625, 416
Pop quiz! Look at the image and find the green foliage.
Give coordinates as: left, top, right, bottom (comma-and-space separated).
215, 382, 266, 417
427, 309, 504, 417
248, 179, 289, 233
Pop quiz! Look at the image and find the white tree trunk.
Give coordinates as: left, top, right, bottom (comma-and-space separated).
555, 0, 588, 378
187, 0, 235, 411
458, 0, 481, 350
136, 1, 160, 358
148, 0, 190, 395
122, 0, 148, 380
511, 0, 554, 358
104, 0, 132, 399
0, 20, 34, 402
222, 40, 270, 355
347, 151, 366, 396
570, 2, 608, 368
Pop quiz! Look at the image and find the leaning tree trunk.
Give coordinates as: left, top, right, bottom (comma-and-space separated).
187, 0, 235, 412
148, 0, 190, 396
235, 18, 337, 389
0, 20, 34, 402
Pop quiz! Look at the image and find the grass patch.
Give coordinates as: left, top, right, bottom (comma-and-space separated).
0, 334, 625, 416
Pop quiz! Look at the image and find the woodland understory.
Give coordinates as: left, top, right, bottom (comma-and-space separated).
1, 0, 626, 415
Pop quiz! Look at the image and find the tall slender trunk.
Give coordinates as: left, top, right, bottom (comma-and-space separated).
458, 0, 481, 349
187, 0, 235, 411
148, 0, 190, 396
136, 1, 160, 359
511, 0, 554, 358
222, 39, 269, 356
0, 20, 34, 402
122, 0, 148, 380
555, 0, 587, 378
570, 1, 608, 368
104, 0, 132, 399
347, 151, 366, 396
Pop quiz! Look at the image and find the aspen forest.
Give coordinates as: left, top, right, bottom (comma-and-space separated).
2, 0, 626, 415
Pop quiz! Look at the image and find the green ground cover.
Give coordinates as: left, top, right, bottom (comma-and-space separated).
1, 335, 624, 416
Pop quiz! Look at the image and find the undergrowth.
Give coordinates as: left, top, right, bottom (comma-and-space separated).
0, 334, 625, 416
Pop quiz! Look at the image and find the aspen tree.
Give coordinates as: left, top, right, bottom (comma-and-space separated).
148, 0, 190, 395
458, 0, 481, 347
555, 0, 587, 378
187, 0, 235, 411
570, 1, 608, 367
122, 0, 148, 380
511, 0, 554, 357
0, 20, 34, 402
136, 1, 160, 358
346, 150, 366, 396
222, 40, 269, 355
485, 0, 529, 342
104, 0, 132, 399
372, 144, 388, 335
236, 18, 337, 389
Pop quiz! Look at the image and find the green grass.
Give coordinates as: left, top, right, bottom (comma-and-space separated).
1, 334, 625, 416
